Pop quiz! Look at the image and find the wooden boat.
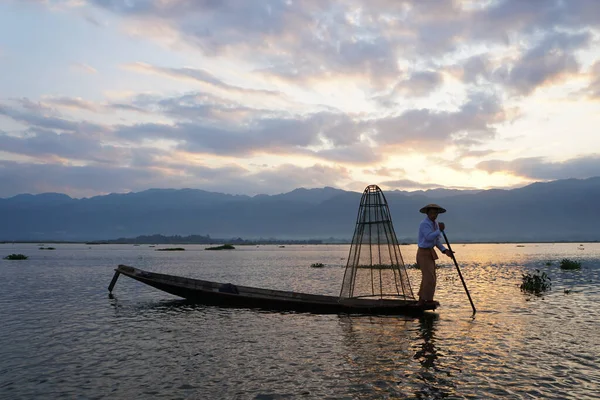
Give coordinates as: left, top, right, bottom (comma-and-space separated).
108, 185, 441, 316
109, 265, 437, 315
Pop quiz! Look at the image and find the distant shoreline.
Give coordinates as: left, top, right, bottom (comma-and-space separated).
1, 240, 598, 245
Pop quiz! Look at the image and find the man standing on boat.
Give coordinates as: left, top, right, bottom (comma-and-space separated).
417, 204, 454, 306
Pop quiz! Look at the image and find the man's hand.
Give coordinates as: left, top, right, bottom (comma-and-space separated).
438, 222, 446, 231
443, 249, 454, 258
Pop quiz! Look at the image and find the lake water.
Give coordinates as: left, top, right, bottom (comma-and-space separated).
1, 242, 599, 399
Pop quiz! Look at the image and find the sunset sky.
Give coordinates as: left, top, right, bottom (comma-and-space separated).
1, 0, 600, 198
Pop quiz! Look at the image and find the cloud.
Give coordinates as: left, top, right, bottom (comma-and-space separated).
0, 127, 132, 164
583, 61, 600, 99
83, 14, 103, 26
398, 71, 443, 97
11, 97, 60, 116
453, 32, 591, 96
77, 1, 600, 99
380, 179, 446, 190
94, 1, 403, 87
0, 160, 162, 198
44, 97, 100, 112
3, 0, 600, 198
362, 166, 406, 177
457, 149, 497, 159
476, 154, 600, 180
373, 92, 506, 149
1, 98, 357, 163
245, 163, 353, 195
108, 103, 148, 113
373, 70, 444, 105
34, 96, 155, 115
40, 92, 257, 120
129, 92, 266, 124
259, 35, 401, 88
113, 110, 372, 161
502, 31, 590, 95
123, 62, 282, 98
0, 159, 352, 197
71, 62, 97, 74
3, 89, 509, 166
313, 143, 381, 165
473, 0, 600, 36
3, 99, 367, 164
460, 55, 493, 84
0, 101, 108, 134
39, 1, 600, 64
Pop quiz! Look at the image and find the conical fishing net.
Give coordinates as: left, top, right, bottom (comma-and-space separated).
339, 185, 415, 300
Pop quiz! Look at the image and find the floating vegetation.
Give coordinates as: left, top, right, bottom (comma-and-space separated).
564, 289, 572, 294
205, 244, 235, 250
355, 264, 397, 270
407, 263, 441, 270
279, 245, 285, 248
310, 262, 325, 268
545, 261, 552, 266
155, 247, 186, 251
39, 247, 56, 250
4, 254, 28, 260
520, 269, 551, 294
559, 259, 581, 270
516, 245, 525, 247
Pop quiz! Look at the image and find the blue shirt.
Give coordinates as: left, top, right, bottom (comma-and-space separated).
418, 217, 447, 252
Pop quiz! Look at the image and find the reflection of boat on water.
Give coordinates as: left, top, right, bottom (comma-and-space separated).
108, 185, 437, 315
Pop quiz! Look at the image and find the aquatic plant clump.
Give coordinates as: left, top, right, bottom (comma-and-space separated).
155, 247, 186, 251
205, 244, 235, 250
310, 262, 325, 268
4, 254, 28, 260
407, 263, 440, 270
356, 264, 397, 270
520, 269, 551, 294
559, 259, 581, 270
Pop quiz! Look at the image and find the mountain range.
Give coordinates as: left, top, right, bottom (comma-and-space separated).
1, 177, 599, 242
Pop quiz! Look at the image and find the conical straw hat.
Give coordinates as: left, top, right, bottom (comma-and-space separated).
419, 203, 447, 214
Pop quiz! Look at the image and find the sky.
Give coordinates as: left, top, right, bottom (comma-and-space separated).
1, 0, 600, 198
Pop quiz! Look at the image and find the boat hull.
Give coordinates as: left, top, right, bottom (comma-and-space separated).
112, 265, 438, 315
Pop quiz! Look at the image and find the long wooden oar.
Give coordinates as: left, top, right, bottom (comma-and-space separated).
442, 231, 476, 314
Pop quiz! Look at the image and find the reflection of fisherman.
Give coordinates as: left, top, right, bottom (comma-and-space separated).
414, 315, 438, 370
417, 204, 454, 306
413, 314, 451, 398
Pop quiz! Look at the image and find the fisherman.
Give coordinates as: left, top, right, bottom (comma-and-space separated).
417, 204, 454, 306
